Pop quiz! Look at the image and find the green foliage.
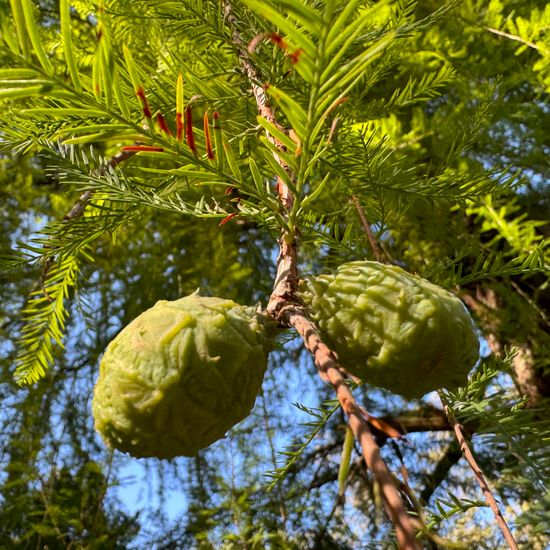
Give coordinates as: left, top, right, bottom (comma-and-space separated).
1, 0, 549, 547
0, 460, 139, 549
442, 353, 550, 491
265, 398, 340, 491
14, 253, 82, 384
427, 493, 488, 532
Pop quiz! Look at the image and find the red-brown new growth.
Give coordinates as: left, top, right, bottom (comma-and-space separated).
268, 34, 302, 65
185, 107, 197, 154
204, 112, 214, 159
136, 86, 152, 119
224, 186, 241, 204
212, 111, 220, 129
176, 112, 184, 142
361, 408, 402, 440
288, 48, 303, 65
269, 33, 288, 49
156, 113, 172, 137
219, 212, 238, 226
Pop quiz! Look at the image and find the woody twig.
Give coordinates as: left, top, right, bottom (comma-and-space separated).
225, 3, 419, 548
351, 195, 384, 263
441, 400, 519, 550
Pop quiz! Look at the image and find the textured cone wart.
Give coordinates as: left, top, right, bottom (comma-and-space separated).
92, 295, 269, 458
299, 261, 479, 398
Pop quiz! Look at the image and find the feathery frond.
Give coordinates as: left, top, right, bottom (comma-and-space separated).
264, 398, 340, 491
14, 252, 82, 384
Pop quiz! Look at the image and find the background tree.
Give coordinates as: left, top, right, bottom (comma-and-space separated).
1, 0, 549, 548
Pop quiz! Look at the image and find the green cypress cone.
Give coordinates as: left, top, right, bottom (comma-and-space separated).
92, 294, 270, 458
299, 261, 479, 398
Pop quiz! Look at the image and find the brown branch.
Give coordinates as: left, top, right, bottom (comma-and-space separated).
462, 287, 548, 406
224, 3, 293, 201
442, 401, 519, 550
283, 408, 469, 491
381, 408, 452, 433
224, 3, 419, 547
372, 407, 480, 448
288, 309, 420, 549
389, 444, 464, 550
351, 195, 384, 263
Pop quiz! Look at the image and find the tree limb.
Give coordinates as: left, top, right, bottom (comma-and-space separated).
441, 400, 519, 550
225, 3, 419, 547
462, 287, 549, 407
351, 195, 384, 263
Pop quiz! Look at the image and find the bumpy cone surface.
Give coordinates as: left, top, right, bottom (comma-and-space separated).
92, 295, 269, 458
300, 261, 479, 398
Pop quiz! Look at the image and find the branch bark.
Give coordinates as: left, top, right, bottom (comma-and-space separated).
462, 286, 549, 407
351, 195, 383, 263
287, 309, 420, 549
224, 3, 419, 547
379, 407, 453, 434
442, 402, 519, 550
